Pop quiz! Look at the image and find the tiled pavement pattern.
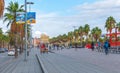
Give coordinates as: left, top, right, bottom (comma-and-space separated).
0, 48, 42, 73
37, 49, 114, 73
53, 48, 120, 73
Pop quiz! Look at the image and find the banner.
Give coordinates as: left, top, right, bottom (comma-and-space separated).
16, 12, 25, 24
27, 12, 36, 24
16, 12, 36, 24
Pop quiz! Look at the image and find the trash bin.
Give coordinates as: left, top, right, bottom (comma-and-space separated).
27, 51, 29, 56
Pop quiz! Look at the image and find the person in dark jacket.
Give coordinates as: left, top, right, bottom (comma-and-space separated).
91, 41, 94, 51
104, 40, 110, 55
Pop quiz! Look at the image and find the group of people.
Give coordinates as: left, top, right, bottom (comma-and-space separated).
91, 40, 110, 55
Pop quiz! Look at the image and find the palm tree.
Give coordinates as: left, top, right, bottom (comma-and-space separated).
3, 32, 10, 50
74, 29, 79, 42
116, 22, 120, 32
68, 31, 73, 44
0, 29, 10, 48
4, 1, 24, 58
57, 35, 62, 44
63, 34, 68, 42
91, 27, 102, 42
73, 29, 79, 47
0, 0, 4, 18
84, 24, 90, 41
2, 34, 10, 48
78, 26, 84, 46
105, 16, 116, 42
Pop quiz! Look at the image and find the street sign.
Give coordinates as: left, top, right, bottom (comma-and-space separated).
16, 12, 25, 24
27, 12, 36, 24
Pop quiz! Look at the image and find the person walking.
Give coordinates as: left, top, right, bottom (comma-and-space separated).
104, 40, 110, 55
98, 42, 101, 52
40, 43, 46, 53
91, 41, 94, 51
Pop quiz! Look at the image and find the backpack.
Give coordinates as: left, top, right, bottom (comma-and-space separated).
104, 42, 108, 48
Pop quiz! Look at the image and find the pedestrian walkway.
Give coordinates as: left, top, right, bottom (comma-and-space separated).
53, 48, 120, 73
0, 48, 42, 73
37, 49, 114, 73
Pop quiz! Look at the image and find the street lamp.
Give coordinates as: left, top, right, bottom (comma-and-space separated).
73, 26, 78, 42
24, 0, 34, 61
24, 0, 27, 61
26, 2, 34, 12
26, 2, 34, 52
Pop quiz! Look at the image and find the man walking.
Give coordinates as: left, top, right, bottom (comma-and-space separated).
104, 40, 110, 55
91, 41, 94, 51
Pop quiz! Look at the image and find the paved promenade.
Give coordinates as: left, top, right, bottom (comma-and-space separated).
0, 48, 42, 73
1, 48, 120, 73
11, 48, 42, 73
36, 48, 117, 73
53, 48, 120, 73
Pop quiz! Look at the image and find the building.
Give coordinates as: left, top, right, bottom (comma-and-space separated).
40, 34, 49, 44
33, 37, 40, 47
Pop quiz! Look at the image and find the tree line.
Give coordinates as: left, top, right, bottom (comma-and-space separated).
49, 16, 120, 47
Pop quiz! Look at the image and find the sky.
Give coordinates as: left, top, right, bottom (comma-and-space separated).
1, 0, 120, 38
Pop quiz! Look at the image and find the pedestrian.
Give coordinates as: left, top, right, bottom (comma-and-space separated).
91, 41, 94, 51
48, 44, 51, 51
40, 43, 46, 53
39, 43, 42, 53
98, 42, 101, 52
104, 40, 109, 55
70, 43, 72, 49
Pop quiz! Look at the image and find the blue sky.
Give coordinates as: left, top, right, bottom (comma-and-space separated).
1, 0, 120, 38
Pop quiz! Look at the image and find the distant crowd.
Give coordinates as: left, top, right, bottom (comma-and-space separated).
37, 40, 112, 55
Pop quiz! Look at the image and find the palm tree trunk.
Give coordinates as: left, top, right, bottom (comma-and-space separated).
0, 0, 4, 18
14, 36, 17, 57
14, 24, 18, 58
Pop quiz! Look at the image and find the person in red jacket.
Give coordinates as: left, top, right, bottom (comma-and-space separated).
39, 43, 45, 53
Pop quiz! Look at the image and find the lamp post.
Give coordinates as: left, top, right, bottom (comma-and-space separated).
73, 26, 78, 48
26, 2, 34, 12
24, 0, 27, 61
26, 2, 34, 52
24, 0, 34, 61
73, 26, 78, 42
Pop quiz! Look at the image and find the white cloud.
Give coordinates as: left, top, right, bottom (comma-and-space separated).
72, 0, 120, 32
75, 0, 120, 18
76, 0, 120, 10
35, 31, 41, 35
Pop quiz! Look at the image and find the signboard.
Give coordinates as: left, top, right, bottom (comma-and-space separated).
16, 12, 25, 24
27, 12, 36, 24
16, 12, 36, 24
